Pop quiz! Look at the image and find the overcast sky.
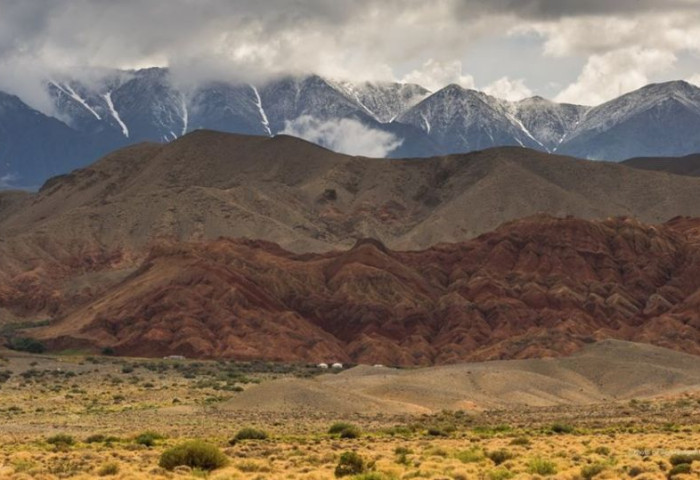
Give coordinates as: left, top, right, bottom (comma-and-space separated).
2, 0, 700, 110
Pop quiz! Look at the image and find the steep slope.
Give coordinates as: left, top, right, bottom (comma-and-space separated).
0, 92, 89, 187
558, 81, 700, 160
398, 85, 544, 153
5, 70, 700, 189
623, 153, 700, 177
6, 131, 700, 259
187, 82, 270, 136
19, 215, 700, 364
330, 80, 430, 122
514, 96, 589, 151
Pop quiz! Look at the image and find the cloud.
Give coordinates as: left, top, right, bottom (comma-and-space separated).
555, 48, 677, 105
0, 173, 18, 189
281, 115, 403, 157
688, 73, 700, 86
401, 59, 475, 92
0, 1, 699, 107
483, 76, 533, 101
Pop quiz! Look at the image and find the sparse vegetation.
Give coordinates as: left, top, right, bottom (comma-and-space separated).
0, 352, 695, 479
134, 430, 163, 447
159, 440, 228, 471
230, 427, 269, 444
335, 451, 366, 477
527, 457, 557, 475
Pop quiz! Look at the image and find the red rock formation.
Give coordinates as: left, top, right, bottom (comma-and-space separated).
12, 215, 698, 365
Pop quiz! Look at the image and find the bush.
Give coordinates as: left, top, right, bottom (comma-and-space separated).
581, 463, 607, 479
135, 431, 163, 447
335, 451, 366, 477
85, 434, 106, 443
455, 448, 484, 463
486, 449, 515, 465
669, 453, 700, 466
329, 422, 355, 434
159, 440, 228, 471
509, 436, 531, 446
488, 468, 515, 480
527, 457, 557, 476
46, 433, 75, 448
97, 462, 119, 476
668, 463, 691, 477
550, 423, 574, 434
230, 427, 268, 444
7, 337, 45, 353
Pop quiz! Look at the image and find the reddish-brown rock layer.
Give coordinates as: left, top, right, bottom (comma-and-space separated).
14, 215, 700, 365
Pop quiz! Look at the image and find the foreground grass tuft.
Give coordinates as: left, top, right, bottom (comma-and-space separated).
159, 440, 229, 471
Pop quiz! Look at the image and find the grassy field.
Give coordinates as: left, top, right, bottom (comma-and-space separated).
0, 350, 698, 479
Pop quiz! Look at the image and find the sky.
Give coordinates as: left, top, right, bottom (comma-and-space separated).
2, 0, 700, 113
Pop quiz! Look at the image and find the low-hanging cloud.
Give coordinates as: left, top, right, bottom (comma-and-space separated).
281, 115, 403, 157
0, 0, 700, 108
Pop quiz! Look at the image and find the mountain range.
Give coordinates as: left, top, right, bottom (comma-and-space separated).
2, 132, 700, 363
3, 67, 700, 188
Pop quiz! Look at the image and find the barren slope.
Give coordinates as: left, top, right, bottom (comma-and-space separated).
224, 340, 700, 413
23, 216, 700, 364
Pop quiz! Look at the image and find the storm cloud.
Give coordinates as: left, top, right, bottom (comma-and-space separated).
1, 0, 700, 108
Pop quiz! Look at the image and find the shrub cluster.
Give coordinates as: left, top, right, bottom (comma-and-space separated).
159, 440, 228, 471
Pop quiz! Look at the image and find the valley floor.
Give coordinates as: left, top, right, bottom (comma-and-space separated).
0, 350, 698, 479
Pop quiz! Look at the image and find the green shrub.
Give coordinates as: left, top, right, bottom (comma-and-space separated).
550, 423, 574, 434
509, 436, 531, 446
329, 422, 354, 434
46, 433, 75, 448
488, 468, 515, 480
668, 463, 691, 477
527, 457, 557, 476
486, 449, 515, 465
338, 425, 362, 439
594, 446, 611, 456
669, 453, 700, 466
230, 427, 268, 444
426, 427, 448, 437
159, 440, 228, 471
581, 463, 607, 479
134, 431, 163, 447
85, 434, 106, 443
455, 448, 484, 463
97, 462, 119, 476
7, 337, 45, 353
335, 451, 366, 477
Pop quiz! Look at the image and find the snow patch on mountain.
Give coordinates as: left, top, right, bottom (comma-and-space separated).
103, 91, 129, 137
51, 81, 102, 120
250, 84, 272, 136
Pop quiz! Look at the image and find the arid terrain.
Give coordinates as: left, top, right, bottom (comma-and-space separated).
0, 342, 698, 479
2, 132, 700, 364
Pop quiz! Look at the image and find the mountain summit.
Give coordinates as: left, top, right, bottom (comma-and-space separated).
2, 70, 700, 187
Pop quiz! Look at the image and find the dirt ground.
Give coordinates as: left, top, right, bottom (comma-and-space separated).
0, 350, 698, 479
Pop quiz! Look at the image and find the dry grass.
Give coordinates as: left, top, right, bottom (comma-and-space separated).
0, 350, 698, 479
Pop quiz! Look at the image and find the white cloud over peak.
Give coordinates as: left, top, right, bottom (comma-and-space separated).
281, 116, 403, 157
555, 48, 677, 105
483, 77, 533, 101
401, 59, 475, 92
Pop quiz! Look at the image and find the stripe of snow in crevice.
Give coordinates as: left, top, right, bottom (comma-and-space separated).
51, 81, 102, 120
102, 91, 129, 137
250, 84, 272, 136
420, 112, 431, 134
180, 96, 188, 136
348, 89, 379, 121
505, 111, 547, 152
